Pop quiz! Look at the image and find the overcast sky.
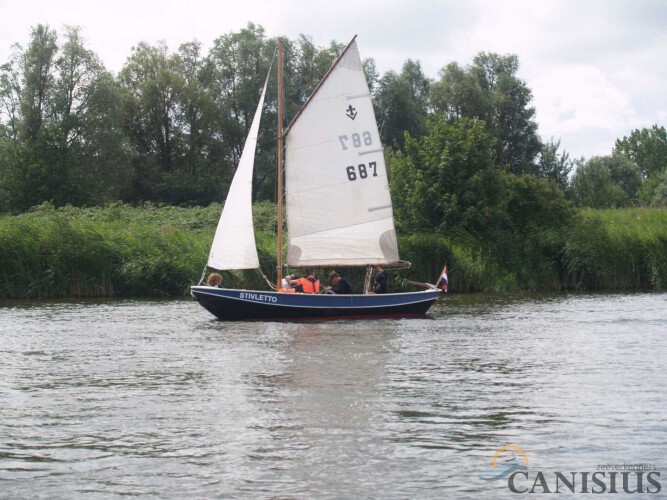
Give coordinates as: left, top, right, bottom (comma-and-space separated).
2, 0, 665, 161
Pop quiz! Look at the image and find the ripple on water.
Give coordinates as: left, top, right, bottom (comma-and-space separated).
1, 293, 666, 498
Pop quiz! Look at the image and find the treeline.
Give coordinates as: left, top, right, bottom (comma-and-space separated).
0, 23, 355, 210
3, 23, 665, 214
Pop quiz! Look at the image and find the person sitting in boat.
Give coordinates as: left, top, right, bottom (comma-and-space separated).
206, 273, 222, 287
325, 271, 353, 294
279, 275, 297, 293
290, 268, 320, 294
372, 266, 388, 294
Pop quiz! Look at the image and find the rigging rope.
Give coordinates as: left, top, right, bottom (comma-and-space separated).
259, 268, 278, 290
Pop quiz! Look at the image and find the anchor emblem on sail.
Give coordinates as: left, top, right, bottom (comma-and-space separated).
345, 104, 357, 120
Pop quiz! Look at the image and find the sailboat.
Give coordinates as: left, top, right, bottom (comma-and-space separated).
191, 37, 442, 321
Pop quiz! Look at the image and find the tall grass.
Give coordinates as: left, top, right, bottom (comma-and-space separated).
397, 232, 514, 292
0, 203, 211, 299
1, 204, 665, 299
0, 213, 117, 298
562, 209, 667, 290
398, 208, 667, 293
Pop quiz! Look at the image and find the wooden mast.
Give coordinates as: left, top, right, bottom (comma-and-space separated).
276, 41, 284, 285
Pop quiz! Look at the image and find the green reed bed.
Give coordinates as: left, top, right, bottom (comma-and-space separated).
0, 214, 115, 298
1, 204, 665, 299
396, 208, 667, 293
0, 203, 209, 299
396, 232, 507, 293
562, 208, 667, 290
0, 202, 287, 299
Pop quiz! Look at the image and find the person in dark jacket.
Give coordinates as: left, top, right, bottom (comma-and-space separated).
326, 271, 353, 294
373, 266, 388, 294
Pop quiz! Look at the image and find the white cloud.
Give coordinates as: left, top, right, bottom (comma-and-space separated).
531, 65, 644, 158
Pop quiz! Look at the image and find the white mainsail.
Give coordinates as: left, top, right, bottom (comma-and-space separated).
285, 40, 399, 267
207, 77, 269, 270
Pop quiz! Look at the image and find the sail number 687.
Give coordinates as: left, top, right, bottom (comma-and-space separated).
346, 162, 377, 181
339, 131, 372, 150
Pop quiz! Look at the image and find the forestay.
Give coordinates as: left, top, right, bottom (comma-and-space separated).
285, 40, 399, 267
207, 77, 269, 270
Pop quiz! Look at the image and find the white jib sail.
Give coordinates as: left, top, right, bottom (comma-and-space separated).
285, 40, 399, 267
207, 77, 269, 270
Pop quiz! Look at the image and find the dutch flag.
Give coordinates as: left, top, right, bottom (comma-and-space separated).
438, 265, 448, 292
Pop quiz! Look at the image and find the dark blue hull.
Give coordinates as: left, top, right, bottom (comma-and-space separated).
190, 286, 441, 321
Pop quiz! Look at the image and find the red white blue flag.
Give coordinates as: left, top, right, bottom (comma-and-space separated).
437, 265, 448, 292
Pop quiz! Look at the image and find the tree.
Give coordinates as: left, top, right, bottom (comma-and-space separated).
0, 48, 22, 141
52, 26, 103, 143
151, 41, 223, 204
650, 168, 667, 206
430, 61, 485, 121
79, 71, 131, 203
614, 124, 667, 179
504, 172, 572, 234
18, 25, 58, 141
206, 24, 275, 200
120, 41, 182, 173
374, 59, 431, 150
118, 41, 185, 200
48, 26, 130, 205
173, 41, 217, 177
431, 53, 541, 174
287, 35, 340, 107
0, 24, 126, 210
570, 155, 642, 208
390, 116, 504, 235
535, 138, 572, 191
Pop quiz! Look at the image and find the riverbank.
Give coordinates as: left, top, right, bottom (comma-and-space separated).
1, 203, 665, 299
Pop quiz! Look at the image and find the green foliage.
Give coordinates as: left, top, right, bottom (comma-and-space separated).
118, 41, 185, 193
397, 207, 667, 293
0, 202, 288, 299
0, 203, 209, 298
570, 155, 642, 208
374, 60, 431, 150
1, 23, 665, 215
651, 170, 667, 207
0, 25, 129, 210
614, 125, 667, 179
390, 116, 503, 235
504, 173, 572, 232
0, 24, 356, 211
0, 204, 665, 299
562, 209, 667, 290
0, 207, 115, 298
430, 53, 541, 174
536, 138, 572, 190
18, 25, 58, 141
389, 112, 593, 293
636, 167, 667, 207
1, 128, 87, 210
491, 174, 573, 289
397, 232, 515, 292
1, 25, 666, 299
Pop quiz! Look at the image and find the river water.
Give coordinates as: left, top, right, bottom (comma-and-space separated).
1, 292, 666, 498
